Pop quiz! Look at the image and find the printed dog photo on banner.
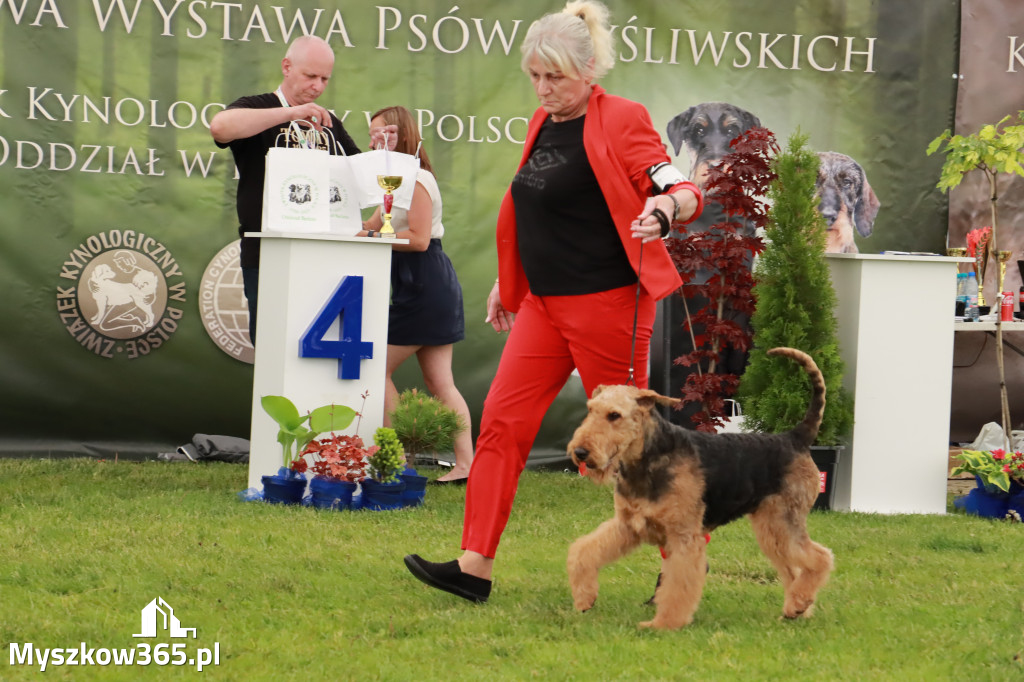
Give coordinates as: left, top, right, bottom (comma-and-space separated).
660, 101, 765, 428
666, 101, 762, 191
815, 151, 880, 254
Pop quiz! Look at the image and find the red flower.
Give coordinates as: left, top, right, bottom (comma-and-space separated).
966, 226, 991, 258
992, 449, 1006, 460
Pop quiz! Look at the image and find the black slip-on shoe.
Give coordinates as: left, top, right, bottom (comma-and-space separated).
429, 477, 468, 486
403, 554, 491, 603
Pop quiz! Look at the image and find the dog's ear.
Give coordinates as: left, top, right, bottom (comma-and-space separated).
666, 106, 696, 156
635, 389, 681, 410
736, 107, 761, 132
854, 169, 880, 238
591, 385, 607, 398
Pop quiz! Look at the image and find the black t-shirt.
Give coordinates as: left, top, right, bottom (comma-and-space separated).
511, 115, 637, 296
215, 93, 361, 268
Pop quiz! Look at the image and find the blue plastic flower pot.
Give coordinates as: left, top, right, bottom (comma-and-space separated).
309, 477, 356, 510
360, 478, 406, 511
954, 480, 1010, 519
400, 473, 428, 507
261, 473, 307, 504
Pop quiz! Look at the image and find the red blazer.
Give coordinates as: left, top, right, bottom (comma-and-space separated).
496, 85, 702, 312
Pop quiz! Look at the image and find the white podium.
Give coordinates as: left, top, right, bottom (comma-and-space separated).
826, 253, 967, 514
245, 231, 405, 489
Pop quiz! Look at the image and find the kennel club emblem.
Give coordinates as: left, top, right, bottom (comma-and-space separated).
56, 229, 187, 359
198, 240, 254, 364
279, 174, 319, 211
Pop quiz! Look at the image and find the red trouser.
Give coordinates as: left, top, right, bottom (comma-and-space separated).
461, 284, 656, 558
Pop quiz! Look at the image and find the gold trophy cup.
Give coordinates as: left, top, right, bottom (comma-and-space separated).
946, 247, 967, 274
998, 250, 1012, 294
973, 238, 991, 307
376, 174, 403, 237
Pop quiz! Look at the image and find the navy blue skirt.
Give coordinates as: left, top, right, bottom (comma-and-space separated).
388, 239, 465, 346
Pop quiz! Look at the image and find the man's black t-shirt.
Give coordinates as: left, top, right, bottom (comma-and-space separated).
510, 115, 636, 296
216, 93, 361, 268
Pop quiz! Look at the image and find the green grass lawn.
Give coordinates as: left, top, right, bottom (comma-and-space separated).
1, 458, 1022, 681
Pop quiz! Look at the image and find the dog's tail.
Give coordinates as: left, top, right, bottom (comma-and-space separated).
766, 347, 826, 448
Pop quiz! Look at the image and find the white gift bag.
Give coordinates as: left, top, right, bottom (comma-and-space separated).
327, 151, 362, 236
347, 148, 420, 210
261, 123, 330, 234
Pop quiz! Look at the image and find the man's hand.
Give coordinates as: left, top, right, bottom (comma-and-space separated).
291, 102, 332, 131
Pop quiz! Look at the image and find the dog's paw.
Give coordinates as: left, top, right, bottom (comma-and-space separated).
782, 599, 816, 619
572, 594, 597, 612
638, 615, 691, 630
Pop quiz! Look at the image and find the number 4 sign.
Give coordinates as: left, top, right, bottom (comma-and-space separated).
299, 275, 374, 380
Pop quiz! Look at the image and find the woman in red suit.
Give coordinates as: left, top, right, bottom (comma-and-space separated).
404, 0, 703, 603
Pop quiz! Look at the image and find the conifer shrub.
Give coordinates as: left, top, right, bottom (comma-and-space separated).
388, 389, 467, 463
737, 132, 853, 444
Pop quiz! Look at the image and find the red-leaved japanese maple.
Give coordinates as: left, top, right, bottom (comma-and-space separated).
666, 127, 778, 432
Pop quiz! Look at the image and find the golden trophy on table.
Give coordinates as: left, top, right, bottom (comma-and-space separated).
376, 175, 403, 238
997, 250, 1012, 294
946, 247, 967, 274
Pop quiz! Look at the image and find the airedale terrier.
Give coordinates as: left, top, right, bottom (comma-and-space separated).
566, 347, 833, 630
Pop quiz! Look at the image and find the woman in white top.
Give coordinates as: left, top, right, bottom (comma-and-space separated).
360, 105, 472, 484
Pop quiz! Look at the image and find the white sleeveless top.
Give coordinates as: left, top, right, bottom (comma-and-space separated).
388, 169, 444, 239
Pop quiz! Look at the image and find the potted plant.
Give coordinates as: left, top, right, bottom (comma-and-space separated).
388, 388, 467, 466
951, 448, 1024, 520
259, 395, 343, 504
259, 395, 362, 506
927, 112, 1024, 451
293, 432, 371, 510
360, 427, 409, 511
666, 126, 776, 432
736, 132, 855, 509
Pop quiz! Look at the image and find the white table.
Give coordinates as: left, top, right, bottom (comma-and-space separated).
954, 320, 1024, 358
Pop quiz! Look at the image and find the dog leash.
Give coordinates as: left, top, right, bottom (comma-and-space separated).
626, 240, 644, 387
626, 204, 671, 387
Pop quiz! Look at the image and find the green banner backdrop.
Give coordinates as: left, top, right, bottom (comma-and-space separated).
0, 0, 958, 457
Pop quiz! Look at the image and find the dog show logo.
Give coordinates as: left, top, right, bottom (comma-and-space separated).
198, 240, 254, 364
280, 173, 318, 211
329, 183, 345, 204
56, 229, 186, 359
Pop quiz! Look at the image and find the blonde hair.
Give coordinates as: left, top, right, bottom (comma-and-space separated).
370, 105, 433, 173
520, 0, 615, 81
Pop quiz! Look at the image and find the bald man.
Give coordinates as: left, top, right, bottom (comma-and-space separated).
210, 36, 395, 343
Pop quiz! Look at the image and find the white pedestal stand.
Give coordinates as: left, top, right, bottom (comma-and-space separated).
826, 253, 967, 513
245, 232, 405, 489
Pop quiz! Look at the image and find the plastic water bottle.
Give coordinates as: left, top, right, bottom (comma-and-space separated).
965, 272, 979, 321
955, 273, 968, 317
